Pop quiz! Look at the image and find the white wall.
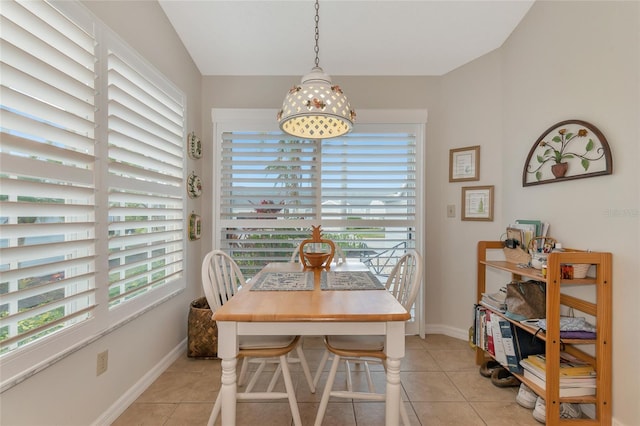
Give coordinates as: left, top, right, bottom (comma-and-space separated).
0, 2, 205, 425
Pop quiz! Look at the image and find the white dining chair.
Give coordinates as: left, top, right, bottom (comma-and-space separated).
201, 250, 304, 426
312, 249, 423, 426
289, 243, 347, 265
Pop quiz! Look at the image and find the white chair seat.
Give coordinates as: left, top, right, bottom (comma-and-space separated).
326, 335, 384, 351
240, 335, 298, 349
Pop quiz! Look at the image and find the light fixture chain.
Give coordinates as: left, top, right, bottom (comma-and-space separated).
314, 0, 320, 67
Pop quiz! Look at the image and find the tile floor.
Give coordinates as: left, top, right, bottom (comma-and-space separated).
112, 334, 543, 426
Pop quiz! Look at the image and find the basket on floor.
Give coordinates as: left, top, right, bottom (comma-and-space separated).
187, 297, 218, 358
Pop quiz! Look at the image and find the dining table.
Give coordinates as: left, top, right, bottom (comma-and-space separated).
212, 260, 411, 425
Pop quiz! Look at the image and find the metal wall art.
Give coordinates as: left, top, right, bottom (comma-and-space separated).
523, 120, 612, 186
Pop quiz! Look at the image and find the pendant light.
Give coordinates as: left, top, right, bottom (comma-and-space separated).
277, 0, 355, 139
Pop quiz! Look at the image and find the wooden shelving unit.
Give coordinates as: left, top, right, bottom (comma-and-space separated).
476, 241, 612, 425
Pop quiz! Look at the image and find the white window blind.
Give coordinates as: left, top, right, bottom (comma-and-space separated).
220, 133, 319, 221
0, 0, 186, 386
321, 133, 416, 221
0, 0, 97, 353
216, 116, 419, 279
106, 49, 185, 309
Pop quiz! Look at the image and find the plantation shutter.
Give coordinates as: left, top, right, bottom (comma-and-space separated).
0, 0, 97, 350
106, 48, 185, 308
216, 122, 417, 278
220, 133, 319, 221
321, 131, 416, 221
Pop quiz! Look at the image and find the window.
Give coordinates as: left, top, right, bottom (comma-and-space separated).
212, 109, 425, 331
0, 0, 185, 387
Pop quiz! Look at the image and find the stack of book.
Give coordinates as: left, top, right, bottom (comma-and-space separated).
520, 352, 596, 396
480, 287, 507, 313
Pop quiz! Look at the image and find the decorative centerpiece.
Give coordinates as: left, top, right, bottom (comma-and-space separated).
299, 225, 335, 270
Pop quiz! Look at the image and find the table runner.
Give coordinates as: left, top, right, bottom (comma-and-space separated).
321, 271, 385, 290
250, 271, 314, 291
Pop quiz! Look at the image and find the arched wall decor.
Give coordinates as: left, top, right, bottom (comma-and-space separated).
522, 120, 613, 186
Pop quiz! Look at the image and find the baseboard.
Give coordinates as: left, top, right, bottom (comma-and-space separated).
425, 324, 469, 341
92, 338, 186, 426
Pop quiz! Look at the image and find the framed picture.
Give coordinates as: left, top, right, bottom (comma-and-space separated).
449, 145, 480, 182
189, 213, 201, 240
461, 185, 494, 221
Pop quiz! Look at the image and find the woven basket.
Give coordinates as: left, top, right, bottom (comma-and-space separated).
187, 297, 218, 358
571, 264, 590, 279
503, 247, 531, 264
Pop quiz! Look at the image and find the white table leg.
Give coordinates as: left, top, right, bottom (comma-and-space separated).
385, 321, 405, 426
217, 321, 239, 426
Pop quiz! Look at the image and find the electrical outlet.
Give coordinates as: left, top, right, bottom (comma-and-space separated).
446, 204, 456, 218
96, 350, 108, 376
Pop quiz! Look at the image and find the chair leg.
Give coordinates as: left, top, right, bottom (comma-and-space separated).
400, 401, 410, 426
312, 349, 330, 388
297, 343, 316, 393
208, 392, 221, 426
279, 353, 302, 426
238, 357, 249, 386
313, 353, 341, 426
244, 359, 268, 393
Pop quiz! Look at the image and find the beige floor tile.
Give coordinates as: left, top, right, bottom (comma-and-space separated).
402, 349, 441, 371
472, 401, 541, 426
111, 402, 176, 426
447, 370, 519, 402
400, 371, 466, 402
234, 402, 295, 426
422, 334, 472, 351
114, 335, 555, 425
405, 335, 429, 349
302, 401, 356, 426
137, 371, 217, 403
429, 348, 478, 372
353, 401, 420, 426
412, 401, 487, 425
165, 402, 214, 426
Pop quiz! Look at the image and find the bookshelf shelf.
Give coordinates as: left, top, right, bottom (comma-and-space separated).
476, 241, 612, 426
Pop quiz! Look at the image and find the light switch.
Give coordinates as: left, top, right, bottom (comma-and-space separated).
447, 204, 456, 218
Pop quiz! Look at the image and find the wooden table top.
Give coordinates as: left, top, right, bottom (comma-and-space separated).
213, 262, 410, 323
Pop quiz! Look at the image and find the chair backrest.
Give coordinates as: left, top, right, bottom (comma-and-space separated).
289, 244, 347, 264
385, 250, 423, 310
201, 250, 247, 312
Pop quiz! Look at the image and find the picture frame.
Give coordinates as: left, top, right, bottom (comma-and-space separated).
449, 145, 480, 182
461, 185, 494, 221
189, 212, 201, 240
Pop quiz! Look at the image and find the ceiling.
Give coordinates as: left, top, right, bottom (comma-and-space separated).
158, 0, 534, 77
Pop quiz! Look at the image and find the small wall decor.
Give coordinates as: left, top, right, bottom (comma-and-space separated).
461, 185, 494, 221
188, 131, 202, 159
523, 120, 612, 186
189, 212, 201, 240
449, 145, 480, 182
186, 171, 202, 198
